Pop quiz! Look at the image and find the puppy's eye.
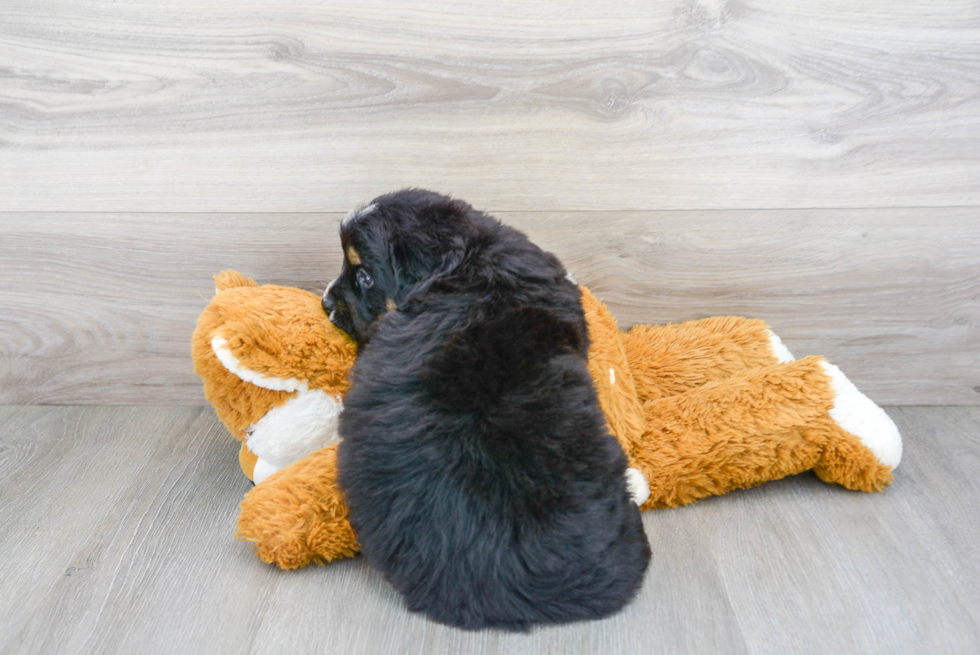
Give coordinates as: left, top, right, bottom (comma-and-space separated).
356, 268, 374, 290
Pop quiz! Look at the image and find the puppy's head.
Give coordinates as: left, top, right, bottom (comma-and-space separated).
322, 189, 477, 342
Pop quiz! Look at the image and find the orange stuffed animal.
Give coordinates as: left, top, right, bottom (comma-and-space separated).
193, 271, 901, 569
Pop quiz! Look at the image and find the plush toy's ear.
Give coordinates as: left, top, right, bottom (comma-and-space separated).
210, 324, 311, 392
192, 295, 296, 444
206, 271, 312, 391
579, 287, 647, 457
214, 269, 258, 292
205, 283, 357, 396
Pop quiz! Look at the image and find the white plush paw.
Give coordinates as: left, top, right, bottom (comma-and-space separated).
766, 329, 795, 363
820, 361, 903, 468
625, 467, 650, 506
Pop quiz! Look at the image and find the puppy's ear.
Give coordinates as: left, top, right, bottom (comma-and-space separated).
387, 240, 438, 293
388, 240, 466, 302
422, 198, 476, 275
388, 201, 471, 296
432, 234, 467, 275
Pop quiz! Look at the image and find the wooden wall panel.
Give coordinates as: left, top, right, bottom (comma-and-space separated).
1, 208, 976, 405
0, 0, 978, 212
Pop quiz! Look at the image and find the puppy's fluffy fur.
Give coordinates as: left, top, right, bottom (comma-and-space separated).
324, 189, 650, 630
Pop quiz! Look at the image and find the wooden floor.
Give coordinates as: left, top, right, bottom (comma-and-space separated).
1, 404, 977, 654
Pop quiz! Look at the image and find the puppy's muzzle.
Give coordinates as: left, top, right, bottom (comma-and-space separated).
322, 288, 356, 338
322, 295, 336, 318
322, 296, 347, 327
322, 279, 341, 323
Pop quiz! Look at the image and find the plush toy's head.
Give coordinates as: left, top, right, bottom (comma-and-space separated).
192, 271, 357, 482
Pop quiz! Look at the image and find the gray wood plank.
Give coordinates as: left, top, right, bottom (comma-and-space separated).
2, 209, 977, 405
0, 406, 275, 655
0, 406, 197, 647
0, 0, 978, 212
3, 405, 978, 655
698, 406, 980, 654
246, 511, 750, 655
0, 214, 340, 405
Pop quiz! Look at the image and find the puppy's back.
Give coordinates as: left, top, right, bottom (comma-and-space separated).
339, 299, 650, 630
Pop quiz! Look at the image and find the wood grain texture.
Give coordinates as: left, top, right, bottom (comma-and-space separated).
0, 213, 341, 405
0, 406, 275, 655
0, 0, 978, 212
1, 405, 978, 654
698, 406, 980, 654
2, 209, 977, 405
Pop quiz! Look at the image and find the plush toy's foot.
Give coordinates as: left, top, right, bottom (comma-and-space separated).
630, 356, 902, 509
813, 362, 902, 492
240, 505, 358, 570
236, 444, 360, 569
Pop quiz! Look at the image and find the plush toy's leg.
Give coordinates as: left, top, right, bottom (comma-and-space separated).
622, 316, 794, 402
631, 356, 901, 510
812, 361, 902, 489
236, 443, 359, 569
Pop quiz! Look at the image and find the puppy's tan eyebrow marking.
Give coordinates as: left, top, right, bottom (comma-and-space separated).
385, 298, 397, 312
346, 245, 361, 266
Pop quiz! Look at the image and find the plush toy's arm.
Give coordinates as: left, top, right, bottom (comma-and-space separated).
236, 443, 359, 569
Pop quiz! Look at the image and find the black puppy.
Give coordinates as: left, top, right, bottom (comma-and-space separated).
323, 189, 650, 630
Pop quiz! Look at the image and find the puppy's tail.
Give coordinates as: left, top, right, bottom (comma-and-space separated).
423, 307, 584, 412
